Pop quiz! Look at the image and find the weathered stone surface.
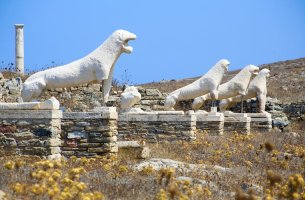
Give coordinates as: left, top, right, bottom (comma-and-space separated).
22, 30, 136, 103
223, 112, 251, 134
12, 132, 33, 140
220, 69, 270, 113
16, 120, 31, 126
75, 122, 91, 127
118, 141, 150, 159
89, 136, 117, 143
145, 88, 162, 97
0, 137, 17, 147
33, 128, 52, 137
0, 110, 62, 119
67, 132, 87, 139
120, 86, 141, 110
0, 97, 60, 110
0, 125, 17, 132
118, 112, 196, 142
192, 65, 259, 110
165, 59, 230, 110
63, 107, 117, 119
61, 111, 118, 157
0, 109, 62, 157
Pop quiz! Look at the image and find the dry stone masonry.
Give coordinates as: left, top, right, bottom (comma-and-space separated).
118, 111, 196, 142
0, 104, 118, 158
223, 112, 251, 134
61, 107, 118, 157
247, 113, 272, 132
195, 108, 224, 136
0, 109, 62, 159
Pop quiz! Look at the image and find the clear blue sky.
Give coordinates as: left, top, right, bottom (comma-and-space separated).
0, 0, 304, 84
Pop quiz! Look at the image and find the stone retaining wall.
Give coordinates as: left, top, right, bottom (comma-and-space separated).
0, 77, 22, 103
196, 112, 224, 136
224, 112, 251, 134
61, 107, 118, 157
247, 113, 272, 132
118, 111, 196, 142
0, 110, 62, 158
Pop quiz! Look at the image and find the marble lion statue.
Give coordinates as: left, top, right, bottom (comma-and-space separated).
192, 64, 260, 110
164, 59, 230, 110
120, 86, 141, 110
21, 30, 136, 103
219, 68, 270, 113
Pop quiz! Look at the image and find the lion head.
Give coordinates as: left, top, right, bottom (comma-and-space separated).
258, 68, 270, 77
217, 59, 230, 72
113, 30, 137, 54
245, 64, 260, 75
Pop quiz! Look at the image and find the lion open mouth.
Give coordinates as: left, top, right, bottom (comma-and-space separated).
253, 69, 260, 75
122, 40, 133, 53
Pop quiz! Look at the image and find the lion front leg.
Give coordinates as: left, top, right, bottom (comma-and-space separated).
192, 95, 207, 110
210, 90, 219, 100
258, 93, 267, 113
219, 98, 234, 112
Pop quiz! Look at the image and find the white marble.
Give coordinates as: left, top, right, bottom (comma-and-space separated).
120, 86, 141, 111
164, 59, 230, 110
21, 30, 136, 103
192, 65, 259, 110
0, 97, 59, 110
0, 110, 62, 119
219, 69, 270, 113
15, 24, 24, 75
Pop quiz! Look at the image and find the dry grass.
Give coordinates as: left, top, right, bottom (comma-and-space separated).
0, 121, 304, 200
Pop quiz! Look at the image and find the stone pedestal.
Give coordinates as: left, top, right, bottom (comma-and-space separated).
224, 112, 251, 134
196, 111, 224, 135
15, 24, 24, 75
61, 107, 118, 157
0, 110, 62, 158
247, 113, 272, 132
118, 111, 196, 142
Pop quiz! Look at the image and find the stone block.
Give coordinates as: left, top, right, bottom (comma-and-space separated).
118, 141, 150, 159
12, 132, 33, 140
16, 120, 31, 126
67, 132, 88, 139
75, 122, 91, 127
89, 136, 117, 143
145, 88, 162, 97
0, 110, 62, 119
23, 147, 49, 155
0, 137, 17, 147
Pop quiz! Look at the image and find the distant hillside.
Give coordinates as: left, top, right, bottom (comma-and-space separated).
139, 58, 305, 103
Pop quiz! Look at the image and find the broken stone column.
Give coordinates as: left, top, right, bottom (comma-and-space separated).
15, 24, 24, 75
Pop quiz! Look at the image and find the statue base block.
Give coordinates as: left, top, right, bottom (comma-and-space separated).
223, 111, 251, 134
61, 107, 118, 157
118, 111, 196, 142
247, 113, 272, 132
0, 109, 62, 158
195, 111, 224, 136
